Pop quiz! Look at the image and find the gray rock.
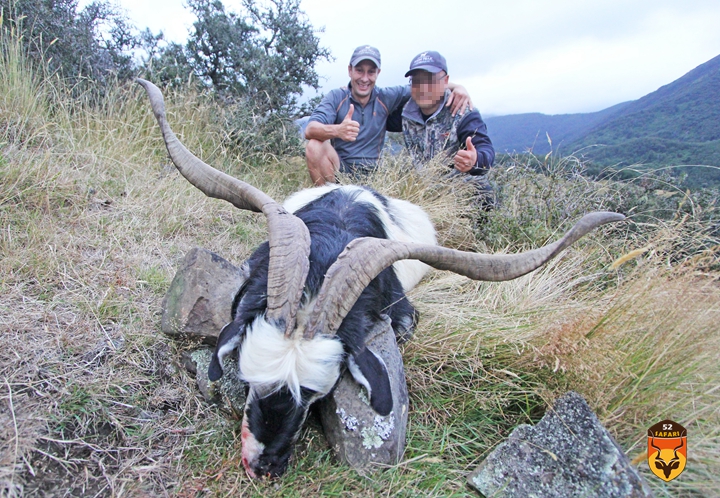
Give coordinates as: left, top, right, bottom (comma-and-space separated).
467, 391, 654, 497
183, 348, 246, 416
318, 315, 408, 473
161, 247, 248, 342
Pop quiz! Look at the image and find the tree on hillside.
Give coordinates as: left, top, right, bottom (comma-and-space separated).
1, 0, 139, 88
2, 0, 330, 157
143, 0, 331, 116
3, 0, 330, 117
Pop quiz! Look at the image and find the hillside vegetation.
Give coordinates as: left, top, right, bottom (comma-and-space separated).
2, 30, 720, 497
487, 54, 720, 188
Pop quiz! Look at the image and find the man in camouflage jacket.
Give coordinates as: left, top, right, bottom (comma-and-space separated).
395, 51, 495, 205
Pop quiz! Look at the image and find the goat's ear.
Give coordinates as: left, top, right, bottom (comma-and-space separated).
208, 321, 244, 381
347, 348, 393, 416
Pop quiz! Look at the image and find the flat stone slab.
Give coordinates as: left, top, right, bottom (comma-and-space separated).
467, 391, 654, 498
161, 247, 248, 343
318, 315, 409, 473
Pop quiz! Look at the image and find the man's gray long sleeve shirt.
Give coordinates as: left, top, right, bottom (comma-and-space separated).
308, 83, 410, 171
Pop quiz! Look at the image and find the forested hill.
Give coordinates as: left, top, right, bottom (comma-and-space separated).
486, 53, 720, 187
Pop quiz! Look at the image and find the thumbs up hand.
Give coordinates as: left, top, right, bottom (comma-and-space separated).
337, 104, 360, 142
453, 136, 478, 173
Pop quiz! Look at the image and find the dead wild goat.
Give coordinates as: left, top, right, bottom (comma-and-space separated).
137, 78, 624, 478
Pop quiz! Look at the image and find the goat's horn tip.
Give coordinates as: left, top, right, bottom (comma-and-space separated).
585, 211, 626, 224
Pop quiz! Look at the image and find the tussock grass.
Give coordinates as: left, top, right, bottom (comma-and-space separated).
1, 27, 719, 496
0, 25, 52, 147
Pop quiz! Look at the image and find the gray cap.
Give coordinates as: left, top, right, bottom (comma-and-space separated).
350, 45, 381, 68
405, 51, 448, 77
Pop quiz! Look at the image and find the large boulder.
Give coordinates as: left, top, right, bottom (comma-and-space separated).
161, 247, 248, 343
467, 391, 654, 497
318, 315, 409, 473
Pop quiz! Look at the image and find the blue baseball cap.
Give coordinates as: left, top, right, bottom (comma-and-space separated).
350, 45, 381, 68
405, 51, 448, 77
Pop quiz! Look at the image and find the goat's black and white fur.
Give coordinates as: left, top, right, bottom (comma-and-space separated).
137, 77, 624, 479
209, 184, 436, 478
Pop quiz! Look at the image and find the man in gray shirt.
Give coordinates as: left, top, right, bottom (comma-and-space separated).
304, 45, 472, 185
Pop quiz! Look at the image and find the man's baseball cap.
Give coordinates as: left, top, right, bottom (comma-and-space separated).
404, 51, 448, 77
350, 45, 381, 68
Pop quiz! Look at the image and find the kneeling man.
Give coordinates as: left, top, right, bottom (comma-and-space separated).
399, 51, 495, 206
304, 45, 472, 185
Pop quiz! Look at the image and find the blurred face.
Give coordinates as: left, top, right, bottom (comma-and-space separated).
348, 61, 380, 104
410, 70, 449, 115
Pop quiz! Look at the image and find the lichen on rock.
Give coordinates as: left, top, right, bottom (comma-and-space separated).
337, 408, 359, 432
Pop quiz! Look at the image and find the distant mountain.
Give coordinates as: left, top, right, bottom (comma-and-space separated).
485, 102, 630, 155
486, 54, 720, 187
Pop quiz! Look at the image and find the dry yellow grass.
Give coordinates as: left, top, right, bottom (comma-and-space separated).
2, 31, 719, 496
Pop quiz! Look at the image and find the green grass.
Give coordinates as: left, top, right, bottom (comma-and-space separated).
1, 26, 719, 497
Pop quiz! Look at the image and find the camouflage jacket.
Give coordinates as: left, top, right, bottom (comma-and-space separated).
400, 90, 494, 175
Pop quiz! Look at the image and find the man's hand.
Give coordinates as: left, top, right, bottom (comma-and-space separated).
453, 137, 477, 172
445, 84, 473, 117
337, 104, 359, 141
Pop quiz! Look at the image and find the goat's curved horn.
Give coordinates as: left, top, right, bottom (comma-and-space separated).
136, 78, 310, 336
303, 212, 624, 338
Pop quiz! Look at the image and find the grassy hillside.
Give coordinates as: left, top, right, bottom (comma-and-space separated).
582, 53, 720, 143
579, 137, 720, 187
2, 32, 720, 497
572, 54, 720, 186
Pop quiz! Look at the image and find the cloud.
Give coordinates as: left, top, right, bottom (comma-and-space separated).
463, 3, 720, 115
299, 0, 720, 115
84, 0, 720, 115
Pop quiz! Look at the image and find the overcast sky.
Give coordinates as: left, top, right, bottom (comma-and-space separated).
99, 0, 720, 116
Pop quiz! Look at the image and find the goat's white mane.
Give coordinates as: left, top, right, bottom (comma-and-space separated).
239, 316, 344, 403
